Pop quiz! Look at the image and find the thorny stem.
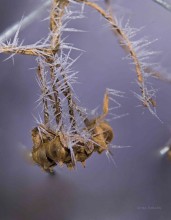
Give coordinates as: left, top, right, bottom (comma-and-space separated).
0, 0, 157, 110
49, 64, 62, 124
57, 65, 87, 126
37, 61, 50, 124
0, 45, 52, 57
0, 0, 83, 127
60, 69, 76, 127
76, 0, 156, 107
46, 0, 69, 125
0, 0, 115, 171
49, 0, 78, 127
76, 0, 143, 84
50, 0, 69, 52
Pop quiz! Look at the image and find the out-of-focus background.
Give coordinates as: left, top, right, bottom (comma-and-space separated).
0, 0, 171, 219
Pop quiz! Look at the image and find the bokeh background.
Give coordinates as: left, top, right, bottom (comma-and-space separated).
0, 0, 171, 219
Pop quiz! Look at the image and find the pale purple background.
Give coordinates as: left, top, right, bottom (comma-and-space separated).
0, 0, 171, 220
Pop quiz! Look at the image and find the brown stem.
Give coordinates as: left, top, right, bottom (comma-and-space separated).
49, 0, 78, 126
50, 0, 69, 53
49, 65, 62, 124
60, 71, 76, 127
76, 0, 156, 107
37, 62, 50, 124
81, 0, 144, 84
0, 45, 52, 56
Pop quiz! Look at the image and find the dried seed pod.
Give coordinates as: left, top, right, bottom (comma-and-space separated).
31, 123, 113, 172
31, 91, 114, 173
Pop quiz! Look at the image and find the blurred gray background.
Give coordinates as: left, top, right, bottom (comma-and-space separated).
0, 0, 171, 219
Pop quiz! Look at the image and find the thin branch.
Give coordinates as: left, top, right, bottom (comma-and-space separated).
0, 45, 52, 57
49, 64, 63, 124
37, 60, 50, 125
76, 0, 156, 108
50, 0, 69, 53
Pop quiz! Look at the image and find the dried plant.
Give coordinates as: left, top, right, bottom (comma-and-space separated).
0, 0, 166, 172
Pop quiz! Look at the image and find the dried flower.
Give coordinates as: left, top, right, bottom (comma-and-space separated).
0, 0, 165, 172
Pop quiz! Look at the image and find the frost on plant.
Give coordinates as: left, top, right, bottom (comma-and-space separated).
0, 0, 164, 172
